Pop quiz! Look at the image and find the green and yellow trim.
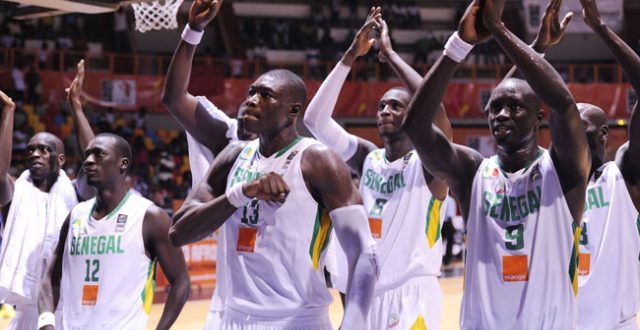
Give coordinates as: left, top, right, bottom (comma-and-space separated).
568, 223, 581, 296
140, 259, 157, 314
425, 197, 443, 248
309, 207, 333, 270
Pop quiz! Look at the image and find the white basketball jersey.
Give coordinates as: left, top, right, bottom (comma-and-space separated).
61, 192, 155, 330
331, 149, 445, 294
223, 137, 334, 317
578, 162, 640, 329
461, 149, 579, 329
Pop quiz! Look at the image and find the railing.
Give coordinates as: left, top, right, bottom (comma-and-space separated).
0, 47, 627, 84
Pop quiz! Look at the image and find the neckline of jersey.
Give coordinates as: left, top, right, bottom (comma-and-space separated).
495, 147, 544, 177
258, 136, 303, 159
89, 190, 132, 222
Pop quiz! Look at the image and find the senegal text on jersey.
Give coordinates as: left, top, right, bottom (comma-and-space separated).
482, 186, 541, 222
584, 186, 609, 212
69, 235, 125, 256
362, 169, 406, 195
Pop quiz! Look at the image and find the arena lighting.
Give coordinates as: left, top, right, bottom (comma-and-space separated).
617, 119, 626, 126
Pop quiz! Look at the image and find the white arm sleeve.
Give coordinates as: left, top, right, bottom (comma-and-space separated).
330, 204, 378, 328
303, 62, 359, 161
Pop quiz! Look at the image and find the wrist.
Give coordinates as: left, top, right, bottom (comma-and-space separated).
187, 21, 204, 32
443, 32, 474, 63
226, 183, 252, 208
530, 38, 547, 53
340, 51, 357, 67
37, 312, 55, 329
182, 24, 204, 45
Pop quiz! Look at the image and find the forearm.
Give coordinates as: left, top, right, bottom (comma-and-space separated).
329, 205, 378, 327
592, 25, 640, 94
0, 105, 14, 179
404, 54, 458, 136
302, 62, 358, 161
155, 275, 190, 330
161, 41, 198, 108
70, 104, 95, 152
490, 25, 575, 111
385, 50, 422, 93
170, 196, 237, 246
341, 245, 377, 328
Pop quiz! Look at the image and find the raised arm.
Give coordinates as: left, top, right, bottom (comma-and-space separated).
66, 60, 95, 201
67, 60, 94, 153
503, 0, 573, 79
143, 206, 190, 330
484, 0, 589, 223
303, 7, 380, 171
0, 91, 15, 207
161, 0, 233, 155
403, 0, 487, 217
38, 216, 70, 330
378, 19, 422, 93
580, 0, 640, 185
301, 145, 377, 328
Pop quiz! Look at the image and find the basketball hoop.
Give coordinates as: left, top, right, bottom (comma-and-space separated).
130, 0, 184, 33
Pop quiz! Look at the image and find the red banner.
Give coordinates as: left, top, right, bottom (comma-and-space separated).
33, 69, 637, 120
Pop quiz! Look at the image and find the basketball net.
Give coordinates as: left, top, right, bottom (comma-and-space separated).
130, 0, 184, 33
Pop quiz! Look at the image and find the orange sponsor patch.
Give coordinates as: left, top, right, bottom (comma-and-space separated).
578, 253, 590, 276
502, 255, 529, 282
237, 227, 258, 252
82, 285, 99, 306
368, 218, 382, 239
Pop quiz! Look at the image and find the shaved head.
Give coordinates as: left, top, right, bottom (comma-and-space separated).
578, 103, 607, 128
262, 69, 307, 106
29, 132, 64, 154
493, 78, 542, 113
94, 133, 132, 173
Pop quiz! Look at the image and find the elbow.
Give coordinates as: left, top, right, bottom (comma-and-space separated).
168, 226, 184, 247
160, 90, 174, 109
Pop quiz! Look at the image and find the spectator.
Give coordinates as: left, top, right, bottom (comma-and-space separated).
11, 62, 26, 103
38, 42, 50, 69
25, 65, 41, 105
113, 7, 130, 52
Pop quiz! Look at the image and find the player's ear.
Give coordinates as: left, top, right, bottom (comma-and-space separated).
120, 157, 130, 173
288, 103, 301, 118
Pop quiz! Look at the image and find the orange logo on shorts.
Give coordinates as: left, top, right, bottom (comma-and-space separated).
502, 255, 529, 282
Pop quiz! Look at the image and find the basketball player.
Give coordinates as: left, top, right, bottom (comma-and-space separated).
38, 134, 190, 330
161, 0, 256, 327
0, 60, 95, 329
303, 8, 451, 329
574, 0, 640, 328
170, 69, 378, 329
403, 0, 589, 328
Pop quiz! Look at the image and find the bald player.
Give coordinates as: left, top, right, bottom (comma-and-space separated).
170, 68, 378, 329
303, 8, 452, 329
38, 133, 190, 330
573, 0, 640, 328
0, 60, 95, 329
403, 0, 589, 328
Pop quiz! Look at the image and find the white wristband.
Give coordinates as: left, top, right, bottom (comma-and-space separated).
443, 32, 474, 63
181, 24, 204, 45
226, 183, 252, 208
37, 312, 55, 329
